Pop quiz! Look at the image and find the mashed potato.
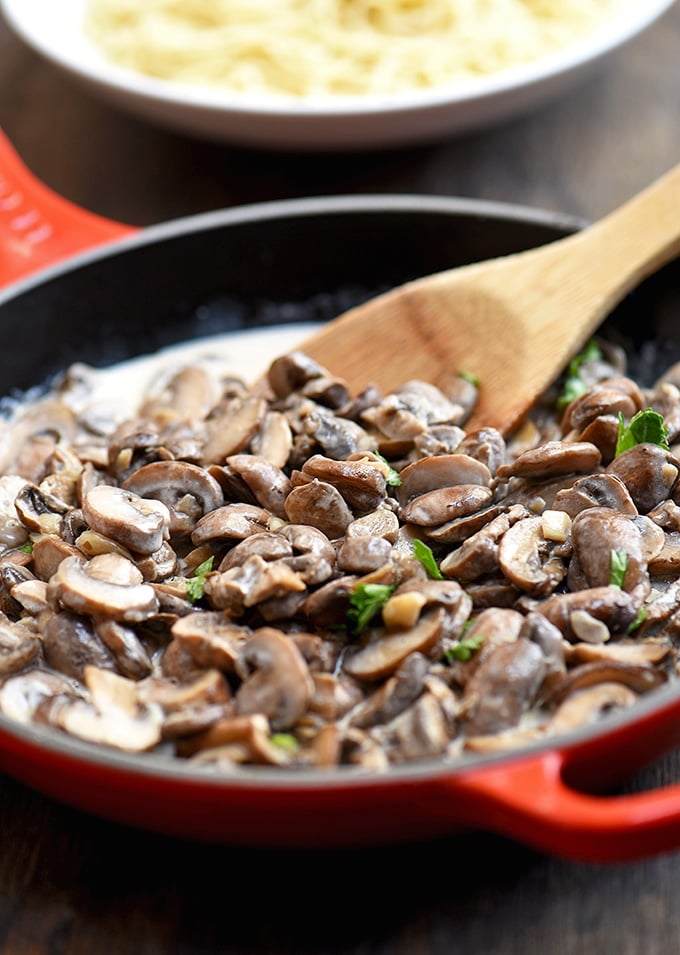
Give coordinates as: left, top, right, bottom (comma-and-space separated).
84, 0, 633, 99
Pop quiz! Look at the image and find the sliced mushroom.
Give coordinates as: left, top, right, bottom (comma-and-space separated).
83, 483, 171, 555
546, 682, 638, 734
607, 444, 679, 513
498, 515, 567, 596
123, 460, 225, 537
343, 608, 444, 682
235, 627, 314, 730
49, 554, 159, 622
397, 454, 491, 506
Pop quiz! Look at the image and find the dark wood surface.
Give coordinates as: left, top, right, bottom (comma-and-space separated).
2, 5, 680, 954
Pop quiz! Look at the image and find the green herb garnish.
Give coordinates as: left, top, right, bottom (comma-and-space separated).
458, 370, 480, 387
444, 633, 484, 663
627, 607, 647, 634
270, 733, 299, 752
413, 539, 443, 580
185, 556, 215, 604
347, 582, 396, 634
374, 450, 402, 487
18, 541, 33, 554
615, 407, 670, 456
609, 549, 628, 588
557, 339, 603, 408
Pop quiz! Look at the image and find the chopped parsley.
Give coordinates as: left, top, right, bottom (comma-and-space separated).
270, 733, 299, 752
413, 539, 443, 580
609, 549, 628, 588
374, 450, 402, 487
18, 541, 33, 554
185, 556, 214, 604
444, 632, 484, 663
347, 582, 396, 635
615, 407, 670, 456
627, 607, 647, 634
557, 339, 603, 408
458, 370, 480, 388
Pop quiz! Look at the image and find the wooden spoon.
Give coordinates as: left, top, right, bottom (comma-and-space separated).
298, 163, 680, 435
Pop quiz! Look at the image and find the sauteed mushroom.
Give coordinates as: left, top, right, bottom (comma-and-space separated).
0, 341, 678, 770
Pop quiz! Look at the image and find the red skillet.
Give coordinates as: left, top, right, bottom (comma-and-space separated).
2, 129, 680, 862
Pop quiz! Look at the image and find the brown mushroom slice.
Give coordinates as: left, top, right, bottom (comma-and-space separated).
250, 411, 293, 469
454, 427, 506, 475
225, 453, 292, 518
561, 386, 640, 435
0, 617, 42, 675
648, 531, 680, 575
648, 499, 680, 531
191, 503, 272, 546
548, 660, 666, 706
546, 682, 638, 735
400, 484, 493, 528
0, 475, 30, 550
31, 536, 84, 581
94, 618, 154, 679
571, 507, 647, 594
169, 612, 251, 673
440, 508, 514, 582
497, 515, 567, 596
552, 473, 637, 519
139, 364, 219, 423
235, 627, 314, 730
14, 483, 69, 536
607, 444, 679, 513
348, 651, 430, 728
0, 668, 79, 722
346, 506, 400, 542
49, 555, 159, 623
267, 351, 330, 399
82, 484, 171, 555
397, 454, 491, 506
537, 586, 638, 642
337, 535, 393, 574
124, 460, 225, 537
343, 608, 444, 683
375, 690, 452, 763
569, 639, 671, 666
218, 532, 293, 571
200, 394, 267, 464
179, 712, 292, 766
42, 610, 117, 680
204, 555, 306, 615
10, 579, 49, 615
300, 454, 387, 513
497, 441, 602, 482
459, 638, 546, 736
427, 503, 515, 545
284, 480, 354, 539
307, 672, 364, 722
303, 575, 358, 629
463, 724, 546, 753
58, 666, 163, 752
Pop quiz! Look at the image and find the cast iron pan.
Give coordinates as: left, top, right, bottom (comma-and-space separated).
2, 130, 680, 862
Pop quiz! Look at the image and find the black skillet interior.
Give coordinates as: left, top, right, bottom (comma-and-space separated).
0, 195, 679, 402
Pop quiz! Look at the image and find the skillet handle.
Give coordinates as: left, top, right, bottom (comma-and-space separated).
0, 128, 137, 289
443, 747, 680, 863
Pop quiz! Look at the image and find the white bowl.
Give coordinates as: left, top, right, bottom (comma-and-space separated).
1, 0, 676, 151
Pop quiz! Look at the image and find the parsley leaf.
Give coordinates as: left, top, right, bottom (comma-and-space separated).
615, 407, 670, 456
557, 340, 603, 408
270, 733, 299, 752
185, 556, 214, 604
18, 541, 33, 554
458, 370, 480, 387
347, 582, 396, 634
413, 539, 443, 580
609, 549, 628, 588
444, 633, 484, 663
627, 607, 647, 634
374, 450, 402, 487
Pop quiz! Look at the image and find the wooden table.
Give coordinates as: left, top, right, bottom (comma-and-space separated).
2, 6, 680, 953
